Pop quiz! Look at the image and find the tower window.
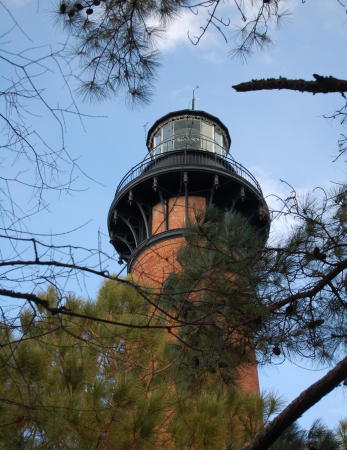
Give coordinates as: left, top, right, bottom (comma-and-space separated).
215, 130, 224, 155
201, 121, 213, 152
153, 131, 161, 155
162, 123, 173, 152
174, 119, 200, 150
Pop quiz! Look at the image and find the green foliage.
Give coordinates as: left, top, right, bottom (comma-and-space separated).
0, 273, 345, 448
0, 186, 345, 447
0, 278, 168, 448
162, 208, 267, 387
269, 422, 306, 449
162, 187, 346, 367
0, 276, 268, 449
269, 418, 347, 450
306, 419, 341, 450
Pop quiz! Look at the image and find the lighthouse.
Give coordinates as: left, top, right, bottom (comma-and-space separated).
108, 109, 270, 393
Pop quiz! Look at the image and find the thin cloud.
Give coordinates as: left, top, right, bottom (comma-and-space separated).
151, 0, 300, 54
149, 9, 218, 53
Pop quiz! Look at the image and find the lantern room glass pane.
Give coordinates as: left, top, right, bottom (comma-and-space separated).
215, 130, 224, 155
187, 119, 200, 150
201, 121, 213, 152
174, 119, 200, 150
162, 123, 173, 152
153, 131, 161, 155
174, 119, 187, 150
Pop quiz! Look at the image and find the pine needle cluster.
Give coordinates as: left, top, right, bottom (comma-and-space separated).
56, 0, 188, 104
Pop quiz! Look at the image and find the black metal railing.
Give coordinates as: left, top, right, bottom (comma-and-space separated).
115, 150, 263, 196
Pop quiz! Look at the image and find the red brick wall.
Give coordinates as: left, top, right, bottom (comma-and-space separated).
132, 236, 184, 287
151, 196, 206, 235
131, 195, 260, 395
237, 360, 260, 394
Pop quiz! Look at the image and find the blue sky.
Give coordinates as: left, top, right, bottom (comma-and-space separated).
3, 0, 346, 431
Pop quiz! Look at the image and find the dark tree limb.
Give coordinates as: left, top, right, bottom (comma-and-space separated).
270, 257, 347, 311
0, 288, 211, 330
244, 356, 347, 450
233, 74, 347, 94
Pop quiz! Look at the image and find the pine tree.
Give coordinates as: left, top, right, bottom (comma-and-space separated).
162, 186, 346, 366
0, 279, 267, 449
0, 185, 345, 448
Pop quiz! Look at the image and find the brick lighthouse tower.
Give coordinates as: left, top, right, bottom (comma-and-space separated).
108, 109, 270, 394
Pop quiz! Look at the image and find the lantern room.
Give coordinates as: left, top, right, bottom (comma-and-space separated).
146, 110, 231, 158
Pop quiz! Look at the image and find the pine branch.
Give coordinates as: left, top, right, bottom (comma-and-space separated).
0, 259, 185, 323
270, 257, 347, 311
226, 257, 347, 330
0, 288, 210, 330
244, 356, 347, 450
232, 74, 347, 94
